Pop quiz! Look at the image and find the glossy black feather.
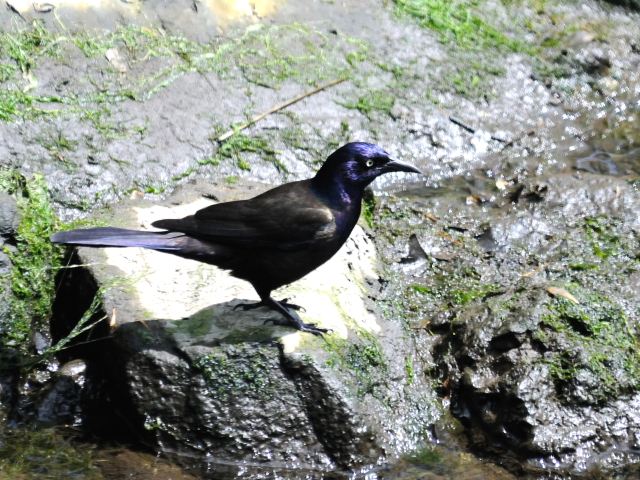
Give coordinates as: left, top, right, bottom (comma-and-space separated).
50, 227, 184, 250
152, 180, 334, 250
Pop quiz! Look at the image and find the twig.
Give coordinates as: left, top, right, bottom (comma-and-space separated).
520, 262, 551, 277
437, 232, 465, 246
217, 78, 348, 142
448, 115, 506, 143
448, 116, 476, 134
50, 262, 107, 270
136, 319, 151, 330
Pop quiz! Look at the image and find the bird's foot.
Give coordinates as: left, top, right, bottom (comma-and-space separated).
233, 298, 304, 312
263, 317, 330, 336
253, 295, 327, 335
278, 298, 305, 312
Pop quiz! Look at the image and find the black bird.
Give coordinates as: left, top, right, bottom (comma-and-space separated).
51, 142, 422, 335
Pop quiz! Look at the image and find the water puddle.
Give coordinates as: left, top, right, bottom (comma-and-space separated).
0, 428, 515, 479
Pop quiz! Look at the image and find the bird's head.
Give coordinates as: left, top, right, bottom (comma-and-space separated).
314, 142, 422, 194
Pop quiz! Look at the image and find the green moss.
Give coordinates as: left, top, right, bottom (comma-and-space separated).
393, 0, 531, 52
0, 170, 62, 352
583, 215, 623, 259
410, 279, 499, 308
405, 446, 443, 465
170, 309, 212, 337
131, 180, 167, 195
339, 89, 395, 118
535, 287, 640, 403
0, 427, 102, 479
39, 131, 78, 155
362, 192, 376, 229
442, 55, 507, 97
194, 345, 278, 398
450, 283, 499, 305
323, 331, 389, 397
197, 156, 221, 167
568, 263, 598, 271
405, 356, 415, 385
386, 0, 540, 99
0, 21, 367, 132
217, 130, 284, 173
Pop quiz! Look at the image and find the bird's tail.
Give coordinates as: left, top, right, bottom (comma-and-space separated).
50, 227, 184, 251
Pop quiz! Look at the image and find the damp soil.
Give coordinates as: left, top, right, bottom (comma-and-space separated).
2, 0, 640, 478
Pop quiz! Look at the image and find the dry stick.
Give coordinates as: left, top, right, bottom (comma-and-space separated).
448, 115, 476, 135
437, 232, 465, 246
520, 262, 552, 277
217, 78, 348, 142
448, 115, 506, 143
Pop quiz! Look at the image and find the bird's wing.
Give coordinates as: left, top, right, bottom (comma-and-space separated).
151, 180, 337, 250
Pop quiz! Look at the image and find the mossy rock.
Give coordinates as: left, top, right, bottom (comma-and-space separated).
52, 178, 440, 473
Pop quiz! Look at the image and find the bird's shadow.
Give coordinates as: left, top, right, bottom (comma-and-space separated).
117, 299, 298, 351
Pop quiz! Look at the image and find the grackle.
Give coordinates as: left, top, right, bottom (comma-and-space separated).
51, 142, 422, 335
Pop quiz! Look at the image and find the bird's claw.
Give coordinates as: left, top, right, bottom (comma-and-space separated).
279, 298, 305, 312
300, 325, 331, 336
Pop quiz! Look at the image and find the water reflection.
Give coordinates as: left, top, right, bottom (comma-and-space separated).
574, 148, 640, 175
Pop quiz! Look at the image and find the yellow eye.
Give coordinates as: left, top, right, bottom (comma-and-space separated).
366, 160, 374, 167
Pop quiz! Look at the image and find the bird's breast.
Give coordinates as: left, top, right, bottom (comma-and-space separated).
331, 204, 361, 240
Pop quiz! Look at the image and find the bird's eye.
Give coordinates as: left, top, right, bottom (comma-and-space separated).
366, 160, 374, 167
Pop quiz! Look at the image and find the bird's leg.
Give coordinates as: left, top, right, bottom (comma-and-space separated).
233, 297, 304, 312
260, 296, 329, 336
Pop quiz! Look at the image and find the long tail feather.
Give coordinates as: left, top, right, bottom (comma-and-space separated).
51, 227, 184, 250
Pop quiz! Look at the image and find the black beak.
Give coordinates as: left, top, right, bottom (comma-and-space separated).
383, 158, 423, 175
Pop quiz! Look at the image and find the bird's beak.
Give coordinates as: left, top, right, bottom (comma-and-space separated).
383, 158, 423, 175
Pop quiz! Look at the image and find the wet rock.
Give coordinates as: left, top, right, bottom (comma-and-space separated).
390, 103, 410, 120
445, 281, 640, 474
378, 170, 640, 476
400, 234, 428, 263
0, 371, 14, 432
33, 3, 54, 13
0, 251, 12, 333
475, 228, 498, 253
0, 192, 19, 235
52, 179, 439, 473
35, 359, 86, 425
0, 194, 16, 375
